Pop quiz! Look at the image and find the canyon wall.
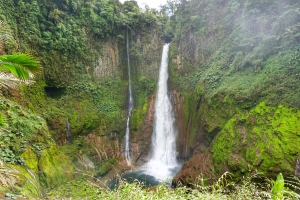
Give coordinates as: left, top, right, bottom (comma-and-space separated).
170, 0, 300, 185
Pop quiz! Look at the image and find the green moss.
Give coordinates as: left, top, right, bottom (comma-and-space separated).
9, 165, 41, 198
130, 97, 148, 132
20, 147, 38, 172
38, 145, 74, 189
98, 162, 112, 177
212, 102, 300, 177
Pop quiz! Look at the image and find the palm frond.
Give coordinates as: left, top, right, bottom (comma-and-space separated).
0, 53, 41, 80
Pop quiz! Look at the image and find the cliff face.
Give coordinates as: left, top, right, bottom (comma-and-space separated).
93, 38, 120, 79
170, 0, 300, 184
0, 0, 166, 196
129, 94, 155, 166
131, 28, 163, 81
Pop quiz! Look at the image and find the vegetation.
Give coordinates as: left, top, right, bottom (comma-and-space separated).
212, 102, 300, 177
166, 0, 300, 183
0, 0, 166, 141
0, 0, 299, 199
47, 172, 300, 200
169, 0, 300, 108
0, 20, 41, 88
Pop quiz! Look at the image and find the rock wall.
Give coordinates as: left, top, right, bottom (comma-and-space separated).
172, 92, 300, 185
172, 91, 192, 159
93, 37, 120, 79
169, 0, 300, 185
130, 28, 164, 82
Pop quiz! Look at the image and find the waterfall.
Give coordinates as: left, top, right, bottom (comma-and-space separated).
143, 44, 179, 180
125, 28, 133, 165
66, 118, 71, 144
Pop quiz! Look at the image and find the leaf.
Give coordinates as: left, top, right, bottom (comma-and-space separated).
272, 173, 284, 199
0, 53, 41, 80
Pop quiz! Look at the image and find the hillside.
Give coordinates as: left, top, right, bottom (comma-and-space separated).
170, 0, 300, 184
0, 0, 299, 198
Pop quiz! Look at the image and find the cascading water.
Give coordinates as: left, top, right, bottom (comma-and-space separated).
66, 118, 71, 144
142, 43, 179, 181
125, 28, 134, 166
110, 44, 180, 189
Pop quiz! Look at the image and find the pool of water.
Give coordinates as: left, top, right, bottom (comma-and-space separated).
109, 164, 182, 190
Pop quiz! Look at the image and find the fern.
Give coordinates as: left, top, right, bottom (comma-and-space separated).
0, 20, 12, 42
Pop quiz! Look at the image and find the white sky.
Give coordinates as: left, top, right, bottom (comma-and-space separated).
119, 0, 168, 9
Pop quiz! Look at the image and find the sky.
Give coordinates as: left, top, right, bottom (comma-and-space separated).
119, 0, 168, 9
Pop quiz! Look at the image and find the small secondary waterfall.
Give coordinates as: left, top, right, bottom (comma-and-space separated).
125, 28, 133, 165
143, 43, 179, 180
66, 118, 71, 144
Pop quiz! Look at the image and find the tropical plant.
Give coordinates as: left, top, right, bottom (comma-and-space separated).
0, 53, 41, 88
0, 20, 41, 88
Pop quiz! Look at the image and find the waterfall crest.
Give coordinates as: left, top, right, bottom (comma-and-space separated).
143, 44, 179, 180
125, 28, 133, 165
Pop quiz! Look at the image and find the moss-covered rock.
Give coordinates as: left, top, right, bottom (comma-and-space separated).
212, 102, 300, 178
10, 165, 41, 198
38, 145, 74, 189
20, 147, 38, 172
130, 97, 148, 133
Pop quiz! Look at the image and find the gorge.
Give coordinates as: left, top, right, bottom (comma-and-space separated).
0, 0, 300, 199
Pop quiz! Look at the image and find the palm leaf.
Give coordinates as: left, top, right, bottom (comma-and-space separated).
0, 53, 41, 80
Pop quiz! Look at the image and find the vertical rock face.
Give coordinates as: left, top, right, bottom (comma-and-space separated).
93, 37, 120, 78
129, 95, 156, 167
84, 132, 121, 161
172, 91, 192, 159
131, 28, 164, 82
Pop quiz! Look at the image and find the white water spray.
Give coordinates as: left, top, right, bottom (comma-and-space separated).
143, 44, 179, 180
125, 28, 133, 165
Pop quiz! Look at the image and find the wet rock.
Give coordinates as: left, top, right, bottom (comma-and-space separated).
129, 95, 156, 167
82, 154, 95, 169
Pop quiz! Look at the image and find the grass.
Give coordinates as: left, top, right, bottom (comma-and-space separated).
46, 172, 300, 200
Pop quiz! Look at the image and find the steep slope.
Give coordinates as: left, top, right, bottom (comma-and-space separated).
170, 0, 300, 184
0, 0, 167, 196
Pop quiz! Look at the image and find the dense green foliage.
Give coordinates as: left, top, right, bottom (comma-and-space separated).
0, 0, 166, 85
170, 0, 300, 108
0, 97, 74, 197
0, 97, 48, 164
166, 0, 300, 185
0, 0, 167, 144
0, 20, 41, 88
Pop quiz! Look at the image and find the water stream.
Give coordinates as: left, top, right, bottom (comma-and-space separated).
112, 44, 180, 188
125, 28, 133, 165
66, 118, 71, 144
141, 43, 180, 181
